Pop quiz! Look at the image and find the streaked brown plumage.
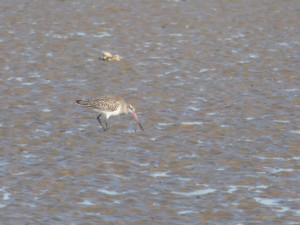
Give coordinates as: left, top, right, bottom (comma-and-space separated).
76, 96, 125, 114
76, 95, 144, 131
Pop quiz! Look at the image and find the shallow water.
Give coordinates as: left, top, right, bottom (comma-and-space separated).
1, 0, 300, 224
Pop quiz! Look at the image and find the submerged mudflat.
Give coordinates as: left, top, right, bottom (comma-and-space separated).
0, 0, 299, 224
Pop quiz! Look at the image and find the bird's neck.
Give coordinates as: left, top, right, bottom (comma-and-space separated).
122, 102, 129, 114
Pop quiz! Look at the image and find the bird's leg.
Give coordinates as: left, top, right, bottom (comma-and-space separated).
105, 120, 108, 131
97, 114, 106, 131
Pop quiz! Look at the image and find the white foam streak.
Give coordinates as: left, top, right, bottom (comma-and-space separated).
172, 189, 216, 196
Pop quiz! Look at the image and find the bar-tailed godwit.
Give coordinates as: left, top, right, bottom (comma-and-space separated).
76, 95, 144, 131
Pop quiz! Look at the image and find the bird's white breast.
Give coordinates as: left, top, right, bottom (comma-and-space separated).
93, 106, 123, 119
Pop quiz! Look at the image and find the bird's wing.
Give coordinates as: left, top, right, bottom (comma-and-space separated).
89, 96, 121, 112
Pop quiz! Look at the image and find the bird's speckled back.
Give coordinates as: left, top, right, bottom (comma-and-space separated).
79, 95, 128, 113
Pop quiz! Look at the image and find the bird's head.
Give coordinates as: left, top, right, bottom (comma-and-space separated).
128, 104, 135, 113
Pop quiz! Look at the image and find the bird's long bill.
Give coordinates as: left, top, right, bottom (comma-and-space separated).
131, 112, 144, 131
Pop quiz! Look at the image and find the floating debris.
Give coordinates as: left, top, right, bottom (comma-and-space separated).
101, 51, 120, 61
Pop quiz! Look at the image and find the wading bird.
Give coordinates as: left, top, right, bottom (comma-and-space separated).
76, 95, 144, 132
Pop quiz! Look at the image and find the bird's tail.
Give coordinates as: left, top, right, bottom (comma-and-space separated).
76, 100, 91, 106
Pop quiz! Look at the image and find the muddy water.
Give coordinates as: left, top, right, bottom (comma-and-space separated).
1, 0, 300, 224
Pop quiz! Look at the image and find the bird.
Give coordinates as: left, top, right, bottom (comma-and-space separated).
76, 95, 144, 132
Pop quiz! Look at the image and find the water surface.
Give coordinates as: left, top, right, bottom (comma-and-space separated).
0, 0, 300, 224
